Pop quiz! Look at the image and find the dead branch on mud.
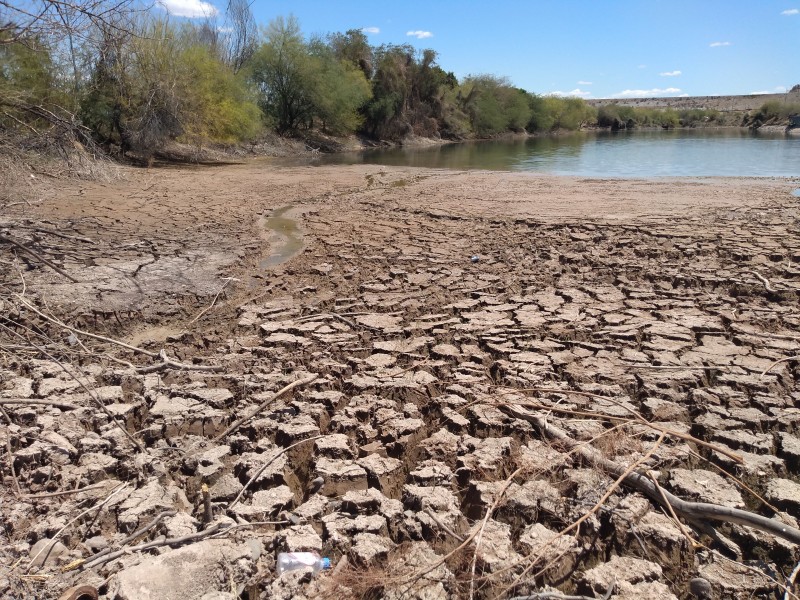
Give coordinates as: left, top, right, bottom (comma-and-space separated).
0, 233, 79, 282
500, 402, 800, 546
213, 374, 319, 442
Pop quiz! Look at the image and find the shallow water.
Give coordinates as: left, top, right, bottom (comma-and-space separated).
259, 206, 303, 268
319, 129, 800, 178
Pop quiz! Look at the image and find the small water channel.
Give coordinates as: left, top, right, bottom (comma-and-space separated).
318, 129, 800, 178
258, 205, 303, 269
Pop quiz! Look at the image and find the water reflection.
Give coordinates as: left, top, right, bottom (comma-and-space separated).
319, 129, 800, 178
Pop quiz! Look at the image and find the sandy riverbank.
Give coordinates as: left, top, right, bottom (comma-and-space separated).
2, 164, 800, 599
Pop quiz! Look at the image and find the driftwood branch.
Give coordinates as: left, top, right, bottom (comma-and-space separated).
137, 349, 223, 374
226, 434, 325, 511
81, 521, 225, 570
500, 403, 800, 545
213, 374, 318, 442
0, 233, 79, 283
0, 398, 81, 410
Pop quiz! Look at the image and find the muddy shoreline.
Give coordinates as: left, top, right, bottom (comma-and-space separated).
2, 164, 800, 599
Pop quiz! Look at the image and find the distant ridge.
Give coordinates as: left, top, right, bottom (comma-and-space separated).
587, 89, 800, 112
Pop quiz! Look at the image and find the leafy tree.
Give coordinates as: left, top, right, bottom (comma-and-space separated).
307, 39, 371, 134
328, 29, 373, 79
459, 75, 531, 136
250, 16, 315, 134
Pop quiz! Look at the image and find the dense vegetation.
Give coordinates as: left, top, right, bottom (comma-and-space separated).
595, 105, 723, 130
1, 2, 798, 161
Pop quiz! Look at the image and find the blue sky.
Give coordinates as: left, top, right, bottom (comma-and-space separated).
156, 0, 798, 98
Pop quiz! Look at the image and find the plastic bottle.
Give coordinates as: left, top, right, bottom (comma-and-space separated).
276, 552, 331, 575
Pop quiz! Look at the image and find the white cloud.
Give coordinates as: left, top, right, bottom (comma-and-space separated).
781, 8, 799, 15
612, 87, 682, 98
750, 86, 788, 94
577, 80, 593, 85
549, 88, 592, 99
637, 64, 647, 69
709, 41, 732, 47
659, 70, 682, 77
362, 26, 380, 34
406, 30, 433, 39
157, 0, 218, 18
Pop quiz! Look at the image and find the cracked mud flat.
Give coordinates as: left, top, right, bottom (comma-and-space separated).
2, 163, 800, 600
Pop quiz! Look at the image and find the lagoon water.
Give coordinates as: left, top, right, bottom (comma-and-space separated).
321, 129, 800, 178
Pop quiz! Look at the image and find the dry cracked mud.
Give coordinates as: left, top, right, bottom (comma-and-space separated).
1, 162, 800, 599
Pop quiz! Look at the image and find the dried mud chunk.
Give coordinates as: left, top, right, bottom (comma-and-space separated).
323, 513, 388, 550
504, 479, 562, 523
580, 555, 663, 595
765, 478, 800, 513
209, 473, 243, 502
777, 432, 800, 472
186, 387, 234, 408
517, 439, 572, 474
116, 480, 191, 533
78, 452, 118, 482
149, 395, 226, 438
710, 429, 774, 455
698, 558, 775, 598
467, 518, 521, 573
196, 445, 231, 483
418, 428, 460, 467
357, 454, 404, 498
276, 524, 323, 552
314, 457, 368, 497
667, 469, 744, 508
409, 461, 454, 486
517, 523, 580, 583
314, 434, 356, 459
113, 539, 255, 600
350, 532, 395, 565
456, 436, 514, 478
276, 415, 321, 446
234, 485, 294, 520
382, 542, 454, 600
610, 581, 678, 600
234, 448, 300, 496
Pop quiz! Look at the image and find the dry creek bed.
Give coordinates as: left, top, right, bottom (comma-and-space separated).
1, 165, 800, 599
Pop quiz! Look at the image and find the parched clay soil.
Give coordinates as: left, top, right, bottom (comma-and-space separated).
2, 162, 800, 600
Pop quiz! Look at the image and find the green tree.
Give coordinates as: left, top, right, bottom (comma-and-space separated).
307, 40, 371, 134
459, 75, 531, 136
250, 16, 315, 134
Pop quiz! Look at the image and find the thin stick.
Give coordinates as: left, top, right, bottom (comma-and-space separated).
469, 467, 523, 600
0, 398, 81, 410
22, 482, 119, 500
647, 471, 696, 546
137, 349, 223, 374
743, 269, 777, 293
214, 374, 318, 442
227, 435, 325, 511
0, 233, 79, 283
82, 522, 226, 570
188, 278, 236, 325
68, 509, 177, 571
785, 558, 800, 600
26, 483, 128, 571
494, 398, 743, 464
14, 296, 157, 358
761, 355, 800, 378
5, 433, 22, 498
501, 403, 800, 545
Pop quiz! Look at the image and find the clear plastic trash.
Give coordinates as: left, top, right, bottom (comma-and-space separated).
276, 552, 332, 575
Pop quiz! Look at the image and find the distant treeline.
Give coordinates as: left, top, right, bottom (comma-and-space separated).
0, 5, 794, 159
